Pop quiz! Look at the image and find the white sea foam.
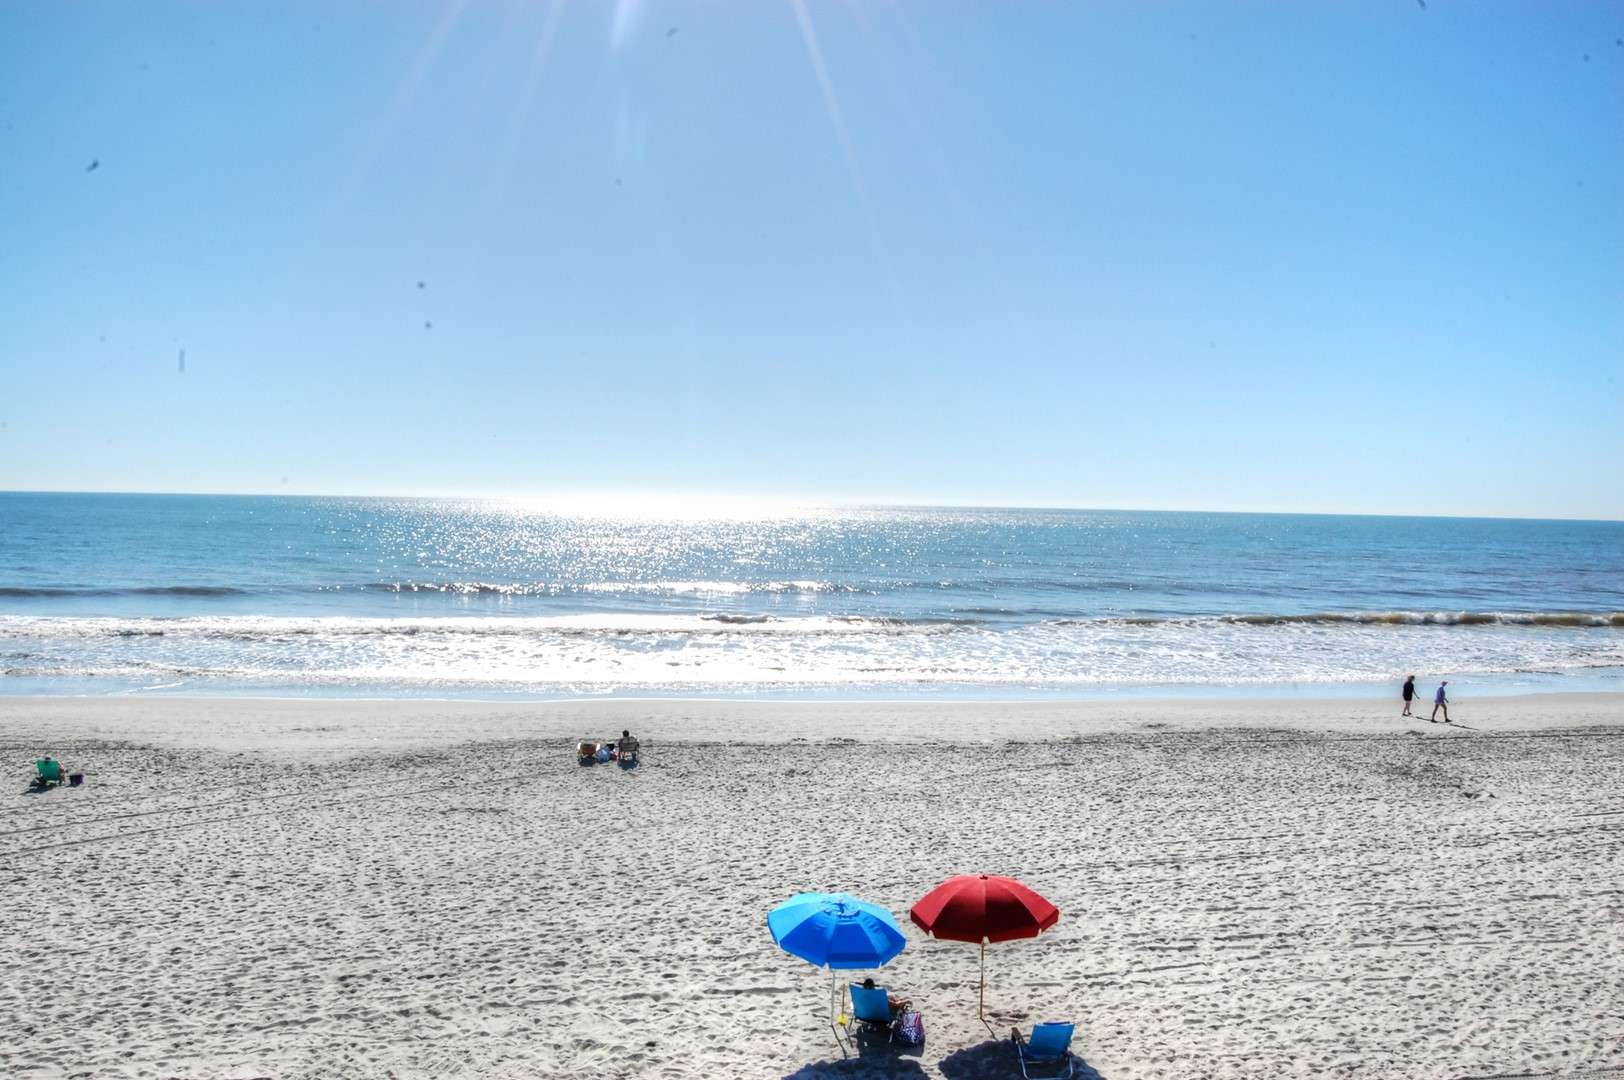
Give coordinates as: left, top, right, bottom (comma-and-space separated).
1218, 611, 1624, 628
579, 579, 842, 595
3, 612, 1620, 692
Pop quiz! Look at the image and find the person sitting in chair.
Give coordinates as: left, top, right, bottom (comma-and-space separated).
617, 729, 640, 763
30, 757, 66, 792
860, 976, 910, 1017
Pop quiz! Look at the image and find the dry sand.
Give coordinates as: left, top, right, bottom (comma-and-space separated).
2, 693, 1622, 1079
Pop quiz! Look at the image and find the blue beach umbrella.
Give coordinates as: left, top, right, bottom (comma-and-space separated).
767, 892, 906, 1051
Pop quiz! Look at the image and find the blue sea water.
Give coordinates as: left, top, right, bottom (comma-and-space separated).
1, 492, 1621, 699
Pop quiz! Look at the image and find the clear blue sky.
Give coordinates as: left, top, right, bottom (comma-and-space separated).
1, 1, 1619, 518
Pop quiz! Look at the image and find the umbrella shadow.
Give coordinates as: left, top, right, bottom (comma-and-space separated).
784, 1054, 928, 1079
938, 1037, 1107, 1080
786, 1029, 929, 1079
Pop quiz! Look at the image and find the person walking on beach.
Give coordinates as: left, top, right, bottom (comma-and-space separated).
1402, 675, 1417, 717
1430, 681, 1449, 723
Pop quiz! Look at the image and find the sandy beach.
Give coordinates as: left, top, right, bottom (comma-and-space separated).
3, 693, 1622, 1079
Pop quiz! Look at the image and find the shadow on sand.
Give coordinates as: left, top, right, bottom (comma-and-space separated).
938, 1038, 1106, 1080
784, 1060, 927, 1080
784, 1030, 929, 1079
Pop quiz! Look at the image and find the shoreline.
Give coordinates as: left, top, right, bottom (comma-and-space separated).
3, 690, 1620, 754
6, 657, 1620, 707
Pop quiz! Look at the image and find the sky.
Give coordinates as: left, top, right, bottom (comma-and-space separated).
0, 1, 1620, 519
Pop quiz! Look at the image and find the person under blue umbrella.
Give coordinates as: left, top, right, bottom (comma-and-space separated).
766, 891, 907, 1053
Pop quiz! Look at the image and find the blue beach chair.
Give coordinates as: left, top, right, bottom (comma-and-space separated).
845, 983, 897, 1042
1011, 1022, 1075, 1079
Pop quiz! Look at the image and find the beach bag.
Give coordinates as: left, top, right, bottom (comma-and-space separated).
895, 1007, 924, 1045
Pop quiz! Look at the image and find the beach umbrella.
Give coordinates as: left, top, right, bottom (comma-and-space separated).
910, 873, 1060, 1023
767, 892, 907, 1050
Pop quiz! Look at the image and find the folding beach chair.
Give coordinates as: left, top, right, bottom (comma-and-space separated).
1012, 1022, 1075, 1079
844, 984, 897, 1043
617, 736, 640, 766
35, 759, 65, 786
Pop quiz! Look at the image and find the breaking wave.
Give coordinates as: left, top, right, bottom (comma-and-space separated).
1, 610, 1620, 693
1216, 611, 1624, 628
1, 610, 1621, 642
338, 579, 855, 596
0, 585, 249, 598
0, 613, 942, 640
1, 580, 858, 600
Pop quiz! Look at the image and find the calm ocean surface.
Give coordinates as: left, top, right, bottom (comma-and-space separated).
1, 492, 1620, 699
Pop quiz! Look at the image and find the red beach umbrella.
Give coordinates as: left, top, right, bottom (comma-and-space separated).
910, 874, 1060, 1022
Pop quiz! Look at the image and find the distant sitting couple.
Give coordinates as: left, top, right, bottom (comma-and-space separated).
1401, 676, 1449, 722
578, 730, 640, 765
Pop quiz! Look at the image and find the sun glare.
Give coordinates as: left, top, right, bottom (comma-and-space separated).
491, 492, 829, 520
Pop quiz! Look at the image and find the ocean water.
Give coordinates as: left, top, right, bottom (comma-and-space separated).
1, 492, 1621, 699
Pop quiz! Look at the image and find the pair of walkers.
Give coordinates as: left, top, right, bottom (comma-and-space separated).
1401, 675, 1450, 722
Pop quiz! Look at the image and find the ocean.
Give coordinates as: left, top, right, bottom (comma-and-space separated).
1, 492, 1620, 699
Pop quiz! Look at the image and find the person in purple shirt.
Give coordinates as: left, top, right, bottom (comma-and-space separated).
1430, 681, 1450, 723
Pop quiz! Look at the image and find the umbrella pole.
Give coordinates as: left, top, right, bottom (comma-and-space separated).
830, 969, 848, 1057
978, 939, 999, 1040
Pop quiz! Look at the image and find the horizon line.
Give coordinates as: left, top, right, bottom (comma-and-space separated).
2, 487, 1619, 525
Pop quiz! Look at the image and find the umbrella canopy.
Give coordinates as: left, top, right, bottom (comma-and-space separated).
910, 873, 1059, 942
768, 892, 907, 969
910, 874, 1060, 1025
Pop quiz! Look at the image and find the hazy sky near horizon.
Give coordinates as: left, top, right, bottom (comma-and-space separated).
2, 2, 1620, 519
